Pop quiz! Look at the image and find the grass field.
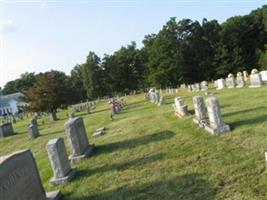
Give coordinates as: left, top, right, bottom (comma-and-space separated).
0, 85, 267, 200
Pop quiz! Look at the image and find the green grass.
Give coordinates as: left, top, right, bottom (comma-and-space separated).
0, 85, 267, 200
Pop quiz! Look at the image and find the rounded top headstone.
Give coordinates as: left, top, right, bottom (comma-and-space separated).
251, 68, 258, 75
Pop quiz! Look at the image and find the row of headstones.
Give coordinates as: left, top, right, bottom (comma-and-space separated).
0, 117, 95, 200
72, 101, 98, 115
173, 96, 230, 135
188, 81, 209, 92
215, 70, 267, 90
145, 88, 164, 106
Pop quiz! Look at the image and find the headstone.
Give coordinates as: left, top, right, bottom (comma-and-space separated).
204, 97, 230, 135
0, 150, 60, 200
188, 85, 193, 92
201, 81, 208, 91
31, 118, 38, 126
158, 96, 164, 106
225, 77, 235, 88
192, 96, 207, 127
236, 76, 245, 88
46, 138, 77, 185
249, 73, 263, 88
64, 117, 94, 163
243, 71, 249, 81
0, 123, 15, 138
28, 123, 40, 139
216, 78, 225, 90
173, 97, 188, 117
260, 70, 267, 82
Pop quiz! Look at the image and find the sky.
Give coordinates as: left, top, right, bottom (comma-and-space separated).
0, 0, 266, 87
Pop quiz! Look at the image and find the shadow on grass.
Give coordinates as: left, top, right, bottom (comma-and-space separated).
66, 173, 218, 200
230, 114, 267, 128
94, 130, 175, 156
222, 106, 265, 118
75, 153, 163, 180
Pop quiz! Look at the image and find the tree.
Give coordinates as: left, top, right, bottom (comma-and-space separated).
22, 70, 75, 121
70, 64, 87, 102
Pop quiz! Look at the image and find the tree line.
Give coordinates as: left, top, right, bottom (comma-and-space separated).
1, 5, 267, 102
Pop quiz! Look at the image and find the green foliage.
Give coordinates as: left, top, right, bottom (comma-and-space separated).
22, 70, 75, 113
2, 72, 36, 95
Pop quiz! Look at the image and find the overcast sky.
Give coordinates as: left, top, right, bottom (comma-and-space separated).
0, 0, 266, 87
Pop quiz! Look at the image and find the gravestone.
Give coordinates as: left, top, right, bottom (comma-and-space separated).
0, 123, 15, 138
260, 70, 267, 82
46, 138, 77, 185
173, 97, 188, 117
225, 77, 235, 88
28, 123, 40, 139
64, 117, 94, 163
204, 97, 230, 135
188, 85, 193, 92
201, 81, 208, 91
236, 76, 245, 88
249, 74, 263, 88
158, 96, 164, 106
193, 96, 207, 127
0, 150, 60, 200
243, 71, 249, 81
216, 79, 225, 90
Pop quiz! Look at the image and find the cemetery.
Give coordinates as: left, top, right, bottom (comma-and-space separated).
0, 84, 266, 199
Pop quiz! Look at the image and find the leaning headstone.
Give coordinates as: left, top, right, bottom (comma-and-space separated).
204, 97, 230, 135
249, 69, 263, 88
173, 97, 188, 117
236, 72, 245, 88
0, 150, 60, 200
225, 74, 235, 88
216, 78, 225, 90
28, 123, 40, 139
46, 138, 77, 185
0, 123, 15, 138
64, 117, 94, 163
192, 96, 207, 127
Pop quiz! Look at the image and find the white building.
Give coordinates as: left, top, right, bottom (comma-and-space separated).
0, 93, 27, 116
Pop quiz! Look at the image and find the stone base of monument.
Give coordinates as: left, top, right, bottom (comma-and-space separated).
50, 168, 77, 185
92, 127, 105, 137
46, 190, 61, 200
69, 144, 95, 164
204, 124, 230, 135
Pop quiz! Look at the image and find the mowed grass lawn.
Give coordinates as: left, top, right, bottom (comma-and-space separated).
0, 85, 267, 200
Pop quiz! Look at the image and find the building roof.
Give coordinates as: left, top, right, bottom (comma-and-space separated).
0, 92, 24, 108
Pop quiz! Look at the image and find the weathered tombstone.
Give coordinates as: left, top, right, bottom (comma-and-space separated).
46, 138, 77, 185
216, 78, 225, 90
28, 123, 40, 139
0, 150, 60, 200
225, 74, 235, 88
192, 96, 207, 127
249, 69, 263, 88
201, 81, 208, 91
64, 117, 94, 163
173, 97, 188, 117
188, 85, 193, 92
0, 123, 15, 138
204, 97, 230, 135
260, 70, 267, 82
236, 72, 245, 88
49, 112, 57, 121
